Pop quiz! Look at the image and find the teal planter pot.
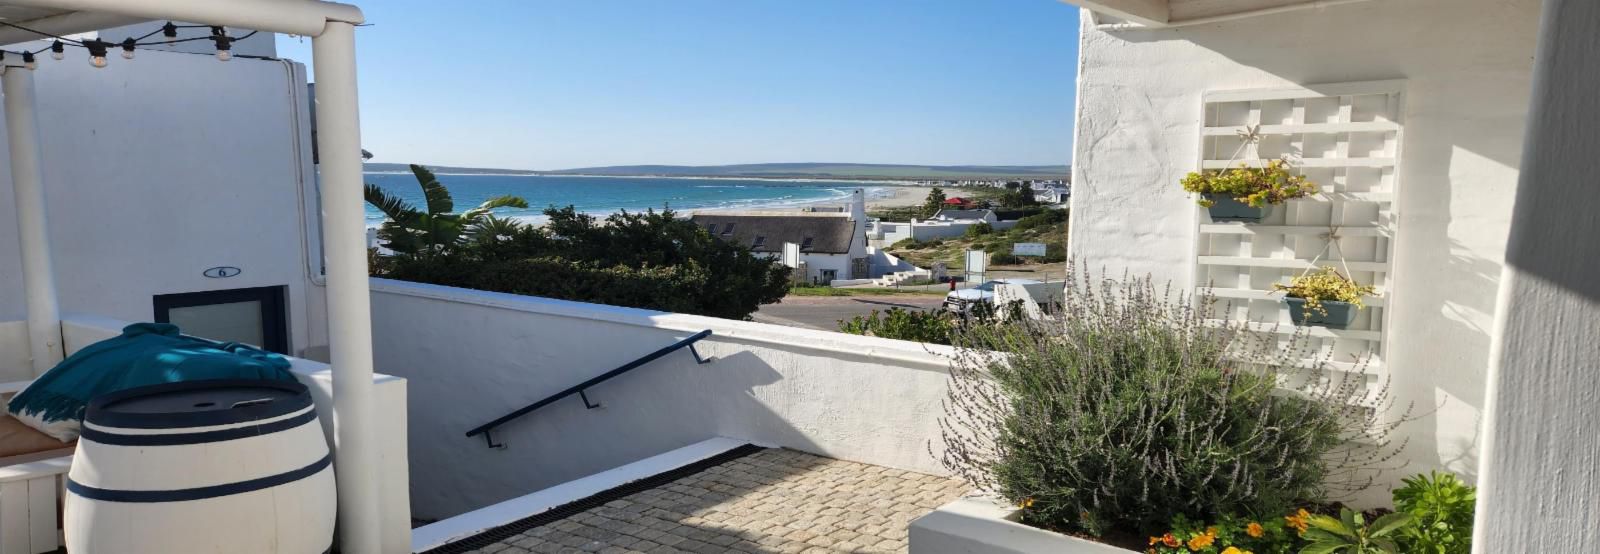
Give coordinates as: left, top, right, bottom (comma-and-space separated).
1285, 297, 1358, 329
1204, 194, 1272, 222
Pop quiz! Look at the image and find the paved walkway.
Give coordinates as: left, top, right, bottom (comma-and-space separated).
465, 448, 969, 554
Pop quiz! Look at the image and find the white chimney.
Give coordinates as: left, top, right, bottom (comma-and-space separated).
850, 189, 866, 222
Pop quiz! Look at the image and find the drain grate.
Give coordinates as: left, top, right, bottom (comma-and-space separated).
421, 443, 766, 554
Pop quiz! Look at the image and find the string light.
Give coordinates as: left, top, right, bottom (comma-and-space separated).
0, 21, 258, 70
84, 40, 109, 68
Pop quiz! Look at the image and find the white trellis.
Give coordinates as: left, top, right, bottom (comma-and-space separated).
1190, 80, 1406, 390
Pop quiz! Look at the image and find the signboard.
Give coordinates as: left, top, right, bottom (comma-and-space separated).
964, 250, 987, 276
1013, 242, 1047, 257
782, 242, 801, 268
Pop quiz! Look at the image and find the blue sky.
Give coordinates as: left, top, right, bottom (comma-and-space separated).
277, 1, 1080, 171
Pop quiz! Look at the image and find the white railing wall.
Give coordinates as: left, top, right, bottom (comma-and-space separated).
368, 278, 957, 521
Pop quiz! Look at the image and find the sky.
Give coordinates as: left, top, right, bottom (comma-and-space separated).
276, 1, 1080, 171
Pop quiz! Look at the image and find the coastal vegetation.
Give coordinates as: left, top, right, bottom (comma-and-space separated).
367, 165, 790, 320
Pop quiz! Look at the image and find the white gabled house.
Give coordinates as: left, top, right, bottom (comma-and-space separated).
1057, 0, 1599, 550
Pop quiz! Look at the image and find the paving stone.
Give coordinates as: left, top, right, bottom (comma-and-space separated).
454, 449, 968, 554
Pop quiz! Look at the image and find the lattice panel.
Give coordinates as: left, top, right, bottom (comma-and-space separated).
1192, 80, 1404, 386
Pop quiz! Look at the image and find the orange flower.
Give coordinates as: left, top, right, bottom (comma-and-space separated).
1187, 531, 1215, 550
1284, 509, 1312, 535
1161, 533, 1181, 548
1150, 536, 1162, 546
1017, 497, 1035, 509
1222, 548, 1252, 554
1246, 522, 1265, 538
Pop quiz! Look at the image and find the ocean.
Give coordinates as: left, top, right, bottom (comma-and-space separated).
362, 173, 886, 227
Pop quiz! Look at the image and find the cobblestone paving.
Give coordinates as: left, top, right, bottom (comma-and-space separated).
464, 448, 970, 554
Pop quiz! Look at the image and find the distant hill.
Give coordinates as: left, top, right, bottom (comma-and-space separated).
546, 163, 1068, 180
363, 163, 537, 175
364, 162, 1067, 180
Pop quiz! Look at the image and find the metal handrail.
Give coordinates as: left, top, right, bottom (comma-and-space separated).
465, 329, 713, 448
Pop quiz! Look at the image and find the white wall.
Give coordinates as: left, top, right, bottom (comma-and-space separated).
1067, 0, 1540, 490
368, 279, 955, 520
0, 49, 326, 358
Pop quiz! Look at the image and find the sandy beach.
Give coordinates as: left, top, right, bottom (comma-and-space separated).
865, 186, 935, 210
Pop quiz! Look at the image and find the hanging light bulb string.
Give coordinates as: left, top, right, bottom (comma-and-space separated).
0, 20, 258, 68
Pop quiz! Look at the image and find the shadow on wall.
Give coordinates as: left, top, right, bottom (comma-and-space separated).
370, 287, 953, 521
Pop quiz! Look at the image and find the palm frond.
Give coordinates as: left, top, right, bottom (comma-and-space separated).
364, 184, 418, 221
461, 194, 530, 221
410, 164, 454, 216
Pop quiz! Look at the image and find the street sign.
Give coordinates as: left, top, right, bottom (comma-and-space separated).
965, 250, 987, 275
1013, 242, 1047, 257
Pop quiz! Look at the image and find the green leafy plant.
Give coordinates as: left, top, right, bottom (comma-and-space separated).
964, 221, 994, 238
937, 268, 1411, 538
921, 187, 948, 218
1182, 159, 1319, 208
1391, 472, 1475, 554
837, 308, 956, 345
1300, 508, 1412, 554
1146, 512, 1301, 554
364, 164, 529, 259
1273, 267, 1376, 315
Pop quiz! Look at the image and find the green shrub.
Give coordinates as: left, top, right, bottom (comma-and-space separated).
889, 238, 918, 250
989, 252, 1020, 265
1301, 508, 1413, 554
965, 222, 994, 238
1041, 243, 1067, 263
1392, 472, 1475, 554
838, 308, 955, 345
938, 270, 1408, 537
1014, 209, 1068, 231
377, 205, 790, 320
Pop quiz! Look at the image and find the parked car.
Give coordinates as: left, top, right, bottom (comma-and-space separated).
944, 279, 1064, 313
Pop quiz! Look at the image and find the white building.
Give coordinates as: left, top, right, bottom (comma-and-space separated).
1060, 0, 1593, 549
689, 190, 870, 284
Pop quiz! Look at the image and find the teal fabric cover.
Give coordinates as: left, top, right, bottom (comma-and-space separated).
6, 323, 296, 435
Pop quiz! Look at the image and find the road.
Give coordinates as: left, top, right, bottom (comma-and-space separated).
753, 295, 948, 331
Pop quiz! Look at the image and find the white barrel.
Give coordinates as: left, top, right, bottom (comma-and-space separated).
64, 379, 336, 554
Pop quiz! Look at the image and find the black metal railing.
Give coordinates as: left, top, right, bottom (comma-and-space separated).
465, 329, 714, 448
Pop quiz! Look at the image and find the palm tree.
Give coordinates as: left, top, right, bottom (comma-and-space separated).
364, 164, 529, 258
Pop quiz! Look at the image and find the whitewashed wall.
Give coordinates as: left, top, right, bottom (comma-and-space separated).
368, 279, 955, 520
1067, 0, 1540, 491
0, 49, 326, 359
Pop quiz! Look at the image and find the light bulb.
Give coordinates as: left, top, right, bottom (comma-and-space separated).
121, 39, 135, 60
22, 52, 35, 70
90, 55, 107, 68
121, 50, 134, 60
215, 49, 232, 62
50, 51, 63, 61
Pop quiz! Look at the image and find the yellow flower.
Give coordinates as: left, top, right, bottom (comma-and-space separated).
1246, 522, 1265, 538
1222, 548, 1243, 554
1017, 497, 1035, 509
1187, 531, 1215, 551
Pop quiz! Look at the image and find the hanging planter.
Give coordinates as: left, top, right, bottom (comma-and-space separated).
1274, 266, 1375, 329
1201, 194, 1273, 222
1182, 160, 1318, 223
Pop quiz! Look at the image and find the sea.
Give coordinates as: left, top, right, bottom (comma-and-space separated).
362, 173, 889, 228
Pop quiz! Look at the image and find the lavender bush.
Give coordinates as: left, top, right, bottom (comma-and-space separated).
937, 268, 1410, 536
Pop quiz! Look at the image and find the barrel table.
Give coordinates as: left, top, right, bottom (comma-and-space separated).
64, 379, 336, 553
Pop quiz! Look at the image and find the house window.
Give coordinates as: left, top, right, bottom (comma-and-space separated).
752, 236, 766, 248
800, 237, 814, 250
706, 223, 718, 234
721, 223, 735, 235
153, 286, 289, 354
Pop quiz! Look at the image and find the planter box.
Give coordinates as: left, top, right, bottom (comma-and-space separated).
1204, 194, 1272, 222
909, 495, 1138, 554
1285, 297, 1359, 329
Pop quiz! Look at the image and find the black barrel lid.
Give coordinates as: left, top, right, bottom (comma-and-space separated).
86, 379, 312, 429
